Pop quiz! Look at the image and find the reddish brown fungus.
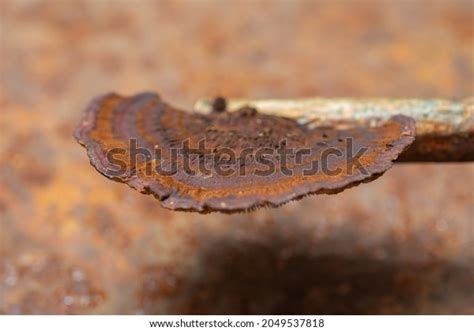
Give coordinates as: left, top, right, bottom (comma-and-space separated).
74, 92, 415, 213
212, 96, 227, 113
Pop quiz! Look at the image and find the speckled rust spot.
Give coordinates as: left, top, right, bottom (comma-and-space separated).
74, 92, 415, 213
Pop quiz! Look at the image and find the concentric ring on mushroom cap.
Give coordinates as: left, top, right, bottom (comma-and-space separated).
74, 92, 415, 213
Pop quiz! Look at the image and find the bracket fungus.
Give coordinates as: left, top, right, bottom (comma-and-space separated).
75, 92, 415, 213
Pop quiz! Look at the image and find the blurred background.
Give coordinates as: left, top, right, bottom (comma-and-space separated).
1, 0, 473, 314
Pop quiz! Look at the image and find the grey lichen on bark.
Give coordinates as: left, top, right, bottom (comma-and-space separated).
195, 97, 474, 162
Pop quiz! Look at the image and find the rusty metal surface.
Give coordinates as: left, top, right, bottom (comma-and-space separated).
196, 97, 474, 162
1, 0, 473, 314
75, 92, 415, 212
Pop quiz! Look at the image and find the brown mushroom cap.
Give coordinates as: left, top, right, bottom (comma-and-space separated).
74, 92, 415, 213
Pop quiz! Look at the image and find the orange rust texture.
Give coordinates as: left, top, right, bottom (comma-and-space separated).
1, 0, 473, 314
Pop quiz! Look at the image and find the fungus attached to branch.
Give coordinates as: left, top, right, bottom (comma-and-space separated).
74, 92, 415, 213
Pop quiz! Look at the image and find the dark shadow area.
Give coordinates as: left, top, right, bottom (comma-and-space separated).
138, 237, 474, 314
